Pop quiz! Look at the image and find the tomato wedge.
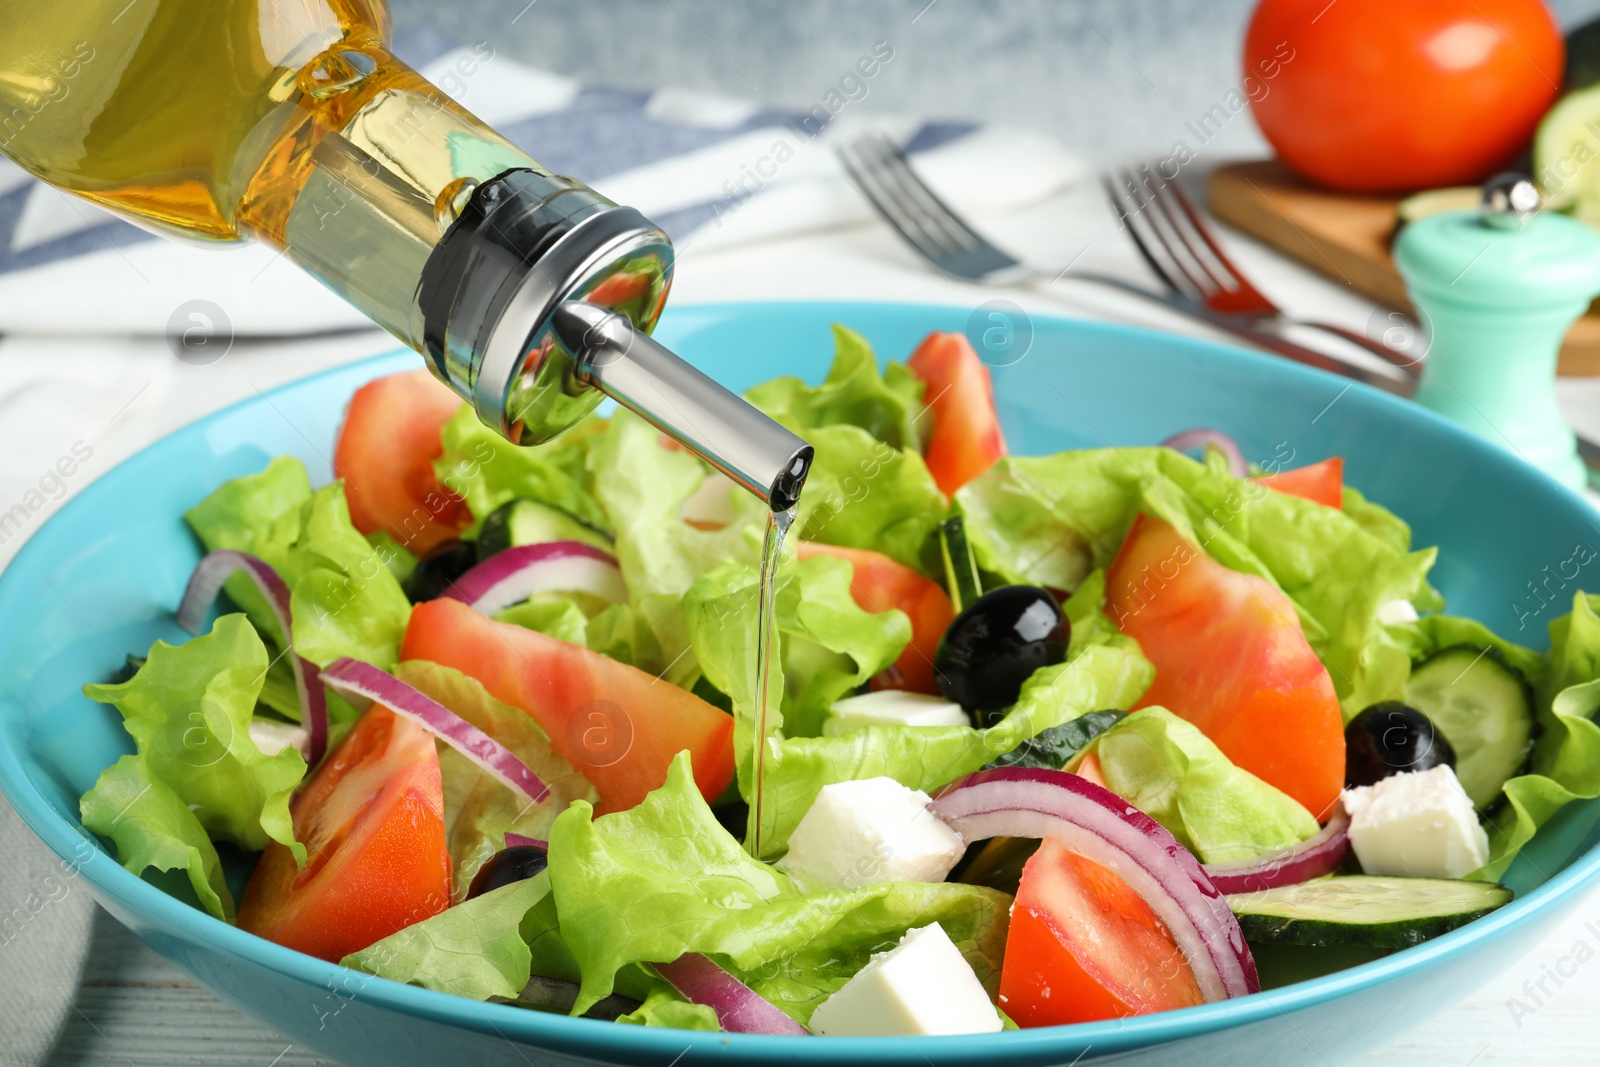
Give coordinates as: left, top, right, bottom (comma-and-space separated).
1254, 457, 1344, 509
1105, 515, 1344, 818
238, 706, 450, 961
401, 598, 735, 814
1000, 835, 1202, 1026
334, 369, 472, 555
795, 541, 954, 695
907, 331, 1007, 496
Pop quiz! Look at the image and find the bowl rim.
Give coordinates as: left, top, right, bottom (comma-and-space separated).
1, 299, 1596, 1061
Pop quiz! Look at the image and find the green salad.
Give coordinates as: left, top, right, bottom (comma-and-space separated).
79, 325, 1600, 1036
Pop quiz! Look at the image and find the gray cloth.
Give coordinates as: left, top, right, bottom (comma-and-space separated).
0, 794, 94, 1067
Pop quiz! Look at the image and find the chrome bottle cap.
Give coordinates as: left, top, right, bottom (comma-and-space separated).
419, 168, 673, 443
420, 168, 812, 511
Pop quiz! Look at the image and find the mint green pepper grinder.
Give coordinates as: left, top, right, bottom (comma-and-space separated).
1394, 175, 1600, 491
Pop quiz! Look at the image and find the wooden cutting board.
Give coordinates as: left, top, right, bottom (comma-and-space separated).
1207, 160, 1600, 376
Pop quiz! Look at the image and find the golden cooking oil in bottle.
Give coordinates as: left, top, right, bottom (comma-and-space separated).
0, 1, 812, 490
0, 0, 687, 447
1, 5, 817, 821
2, 3, 528, 348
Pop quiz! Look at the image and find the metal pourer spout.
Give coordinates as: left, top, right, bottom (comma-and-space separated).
550, 301, 814, 512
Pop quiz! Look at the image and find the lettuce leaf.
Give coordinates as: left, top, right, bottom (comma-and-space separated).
343, 873, 554, 999
957, 448, 1438, 716
1349, 612, 1551, 735
582, 327, 942, 680
615, 980, 721, 1030
745, 324, 927, 452
1474, 675, 1600, 881
492, 593, 669, 672
1321, 596, 1600, 882
547, 752, 1010, 1023
1309, 607, 1570, 881
587, 410, 767, 686
80, 614, 310, 919
1093, 708, 1318, 863
369, 530, 419, 587
393, 660, 595, 900
728, 551, 910, 742
82, 614, 306, 860
78, 754, 233, 921
584, 601, 665, 673
493, 595, 590, 648
185, 455, 313, 635
1455, 592, 1600, 881
789, 424, 947, 573
186, 461, 411, 670
287, 483, 412, 669
687, 556, 1152, 855
738, 321, 946, 574
434, 405, 609, 530
1543, 590, 1600, 705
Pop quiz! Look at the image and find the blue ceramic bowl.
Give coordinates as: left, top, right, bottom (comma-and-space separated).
2, 301, 1596, 1067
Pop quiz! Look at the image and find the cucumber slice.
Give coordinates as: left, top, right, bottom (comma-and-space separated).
476, 498, 613, 563
1229, 876, 1511, 949
939, 515, 982, 611
1534, 83, 1600, 223
984, 710, 1126, 771
1403, 645, 1534, 809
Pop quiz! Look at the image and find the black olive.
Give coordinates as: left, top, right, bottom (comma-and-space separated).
466, 844, 549, 900
404, 539, 478, 602
1344, 701, 1457, 788
934, 585, 1070, 722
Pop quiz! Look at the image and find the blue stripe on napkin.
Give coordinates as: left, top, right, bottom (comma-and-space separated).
0, 27, 978, 275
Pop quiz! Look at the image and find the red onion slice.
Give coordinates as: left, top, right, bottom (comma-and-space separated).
177, 549, 328, 766
1203, 804, 1351, 895
442, 541, 626, 616
321, 658, 550, 805
1161, 429, 1246, 477
503, 833, 549, 851
653, 953, 810, 1036
929, 766, 1258, 1002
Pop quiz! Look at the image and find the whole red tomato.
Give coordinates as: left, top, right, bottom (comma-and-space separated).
1244, 0, 1564, 192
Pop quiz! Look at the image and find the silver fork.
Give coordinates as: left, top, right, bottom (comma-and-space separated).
835, 130, 1034, 285
835, 131, 1408, 393
836, 132, 1600, 485
1103, 166, 1598, 480
1101, 165, 1421, 374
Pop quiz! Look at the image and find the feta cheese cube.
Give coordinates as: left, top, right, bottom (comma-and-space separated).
1342, 765, 1489, 879
809, 924, 1003, 1036
776, 777, 965, 892
823, 690, 969, 736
